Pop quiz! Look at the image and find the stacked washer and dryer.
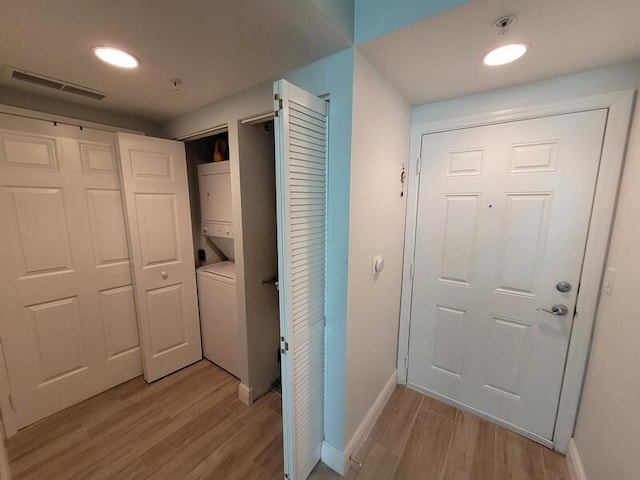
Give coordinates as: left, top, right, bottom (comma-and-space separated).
195, 161, 242, 379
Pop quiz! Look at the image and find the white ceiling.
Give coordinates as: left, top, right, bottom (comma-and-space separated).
0, 0, 350, 122
359, 0, 640, 106
2, 0, 640, 123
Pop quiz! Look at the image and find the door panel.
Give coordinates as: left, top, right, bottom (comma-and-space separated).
7, 186, 74, 276
117, 133, 201, 382
86, 189, 130, 266
408, 110, 607, 441
439, 194, 479, 285
0, 115, 142, 432
28, 296, 86, 384
497, 193, 551, 295
135, 193, 180, 266
100, 285, 139, 359
274, 79, 327, 480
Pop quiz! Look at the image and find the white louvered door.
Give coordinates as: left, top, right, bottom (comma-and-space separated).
274, 79, 327, 480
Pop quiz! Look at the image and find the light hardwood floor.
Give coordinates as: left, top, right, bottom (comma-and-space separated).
6, 360, 283, 480
311, 385, 571, 480
7, 360, 570, 480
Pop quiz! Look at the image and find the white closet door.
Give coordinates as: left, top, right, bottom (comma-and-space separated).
274, 79, 327, 480
0, 115, 142, 433
117, 133, 202, 382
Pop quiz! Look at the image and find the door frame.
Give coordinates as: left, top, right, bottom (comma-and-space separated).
397, 90, 635, 453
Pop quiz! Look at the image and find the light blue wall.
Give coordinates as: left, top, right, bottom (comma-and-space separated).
355, 0, 466, 44
312, 0, 355, 43
285, 47, 355, 451
412, 62, 640, 125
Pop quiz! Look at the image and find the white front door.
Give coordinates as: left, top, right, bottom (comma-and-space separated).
117, 133, 202, 382
408, 110, 607, 441
274, 79, 327, 480
0, 115, 142, 432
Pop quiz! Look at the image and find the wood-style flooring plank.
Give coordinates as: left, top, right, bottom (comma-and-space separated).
355, 441, 399, 480
253, 431, 285, 479
6, 416, 83, 463
495, 425, 546, 480
394, 406, 455, 480
131, 376, 237, 456
115, 360, 209, 403
140, 412, 243, 479
541, 446, 571, 480
442, 410, 495, 480
139, 392, 239, 471
182, 406, 282, 480
8, 427, 90, 477
369, 386, 423, 455
421, 394, 458, 421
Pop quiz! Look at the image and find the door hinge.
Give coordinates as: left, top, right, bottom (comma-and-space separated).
280, 336, 289, 354
274, 93, 283, 117
416, 157, 422, 175
8, 394, 14, 410
404, 355, 409, 376
409, 263, 415, 279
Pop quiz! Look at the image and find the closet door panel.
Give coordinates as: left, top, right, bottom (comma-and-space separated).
117, 133, 202, 382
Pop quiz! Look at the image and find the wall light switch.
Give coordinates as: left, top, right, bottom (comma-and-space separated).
603, 267, 616, 296
372, 255, 384, 277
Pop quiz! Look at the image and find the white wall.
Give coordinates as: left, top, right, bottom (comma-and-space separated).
344, 51, 410, 445
0, 86, 160, 135
237, 121, 280, 399
571, 73, 640, 480
413, 62, 640, 480
162, 82, 273, 388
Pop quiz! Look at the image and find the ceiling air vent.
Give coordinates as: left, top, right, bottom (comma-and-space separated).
6, 67, 106, 101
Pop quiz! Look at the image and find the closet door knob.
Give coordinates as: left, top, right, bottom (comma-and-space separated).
161, 271, 168, 280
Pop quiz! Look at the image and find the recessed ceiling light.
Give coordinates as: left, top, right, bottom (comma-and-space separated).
93, 46, 140, 69
483, 43, 528, 66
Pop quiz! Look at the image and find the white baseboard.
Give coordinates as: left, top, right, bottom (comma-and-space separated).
566, 438, 588, 480
341, 370, 398, 473
321, 441, 344, 475
238, 383, 254, 406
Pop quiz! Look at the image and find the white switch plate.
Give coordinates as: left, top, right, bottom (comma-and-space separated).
603, 267, 616, 296
372, 255, 384, 276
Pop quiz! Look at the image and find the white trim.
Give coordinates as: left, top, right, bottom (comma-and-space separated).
238, 383, 254, 406
0, 104, 142, 134
240, 111, 274, 125
398, 89, 635, 452
320, 370, 397, 476
175, 124, 228, 141
344, 370, 397, 470
320, 442, 344, 475
566, 438, 588, 480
